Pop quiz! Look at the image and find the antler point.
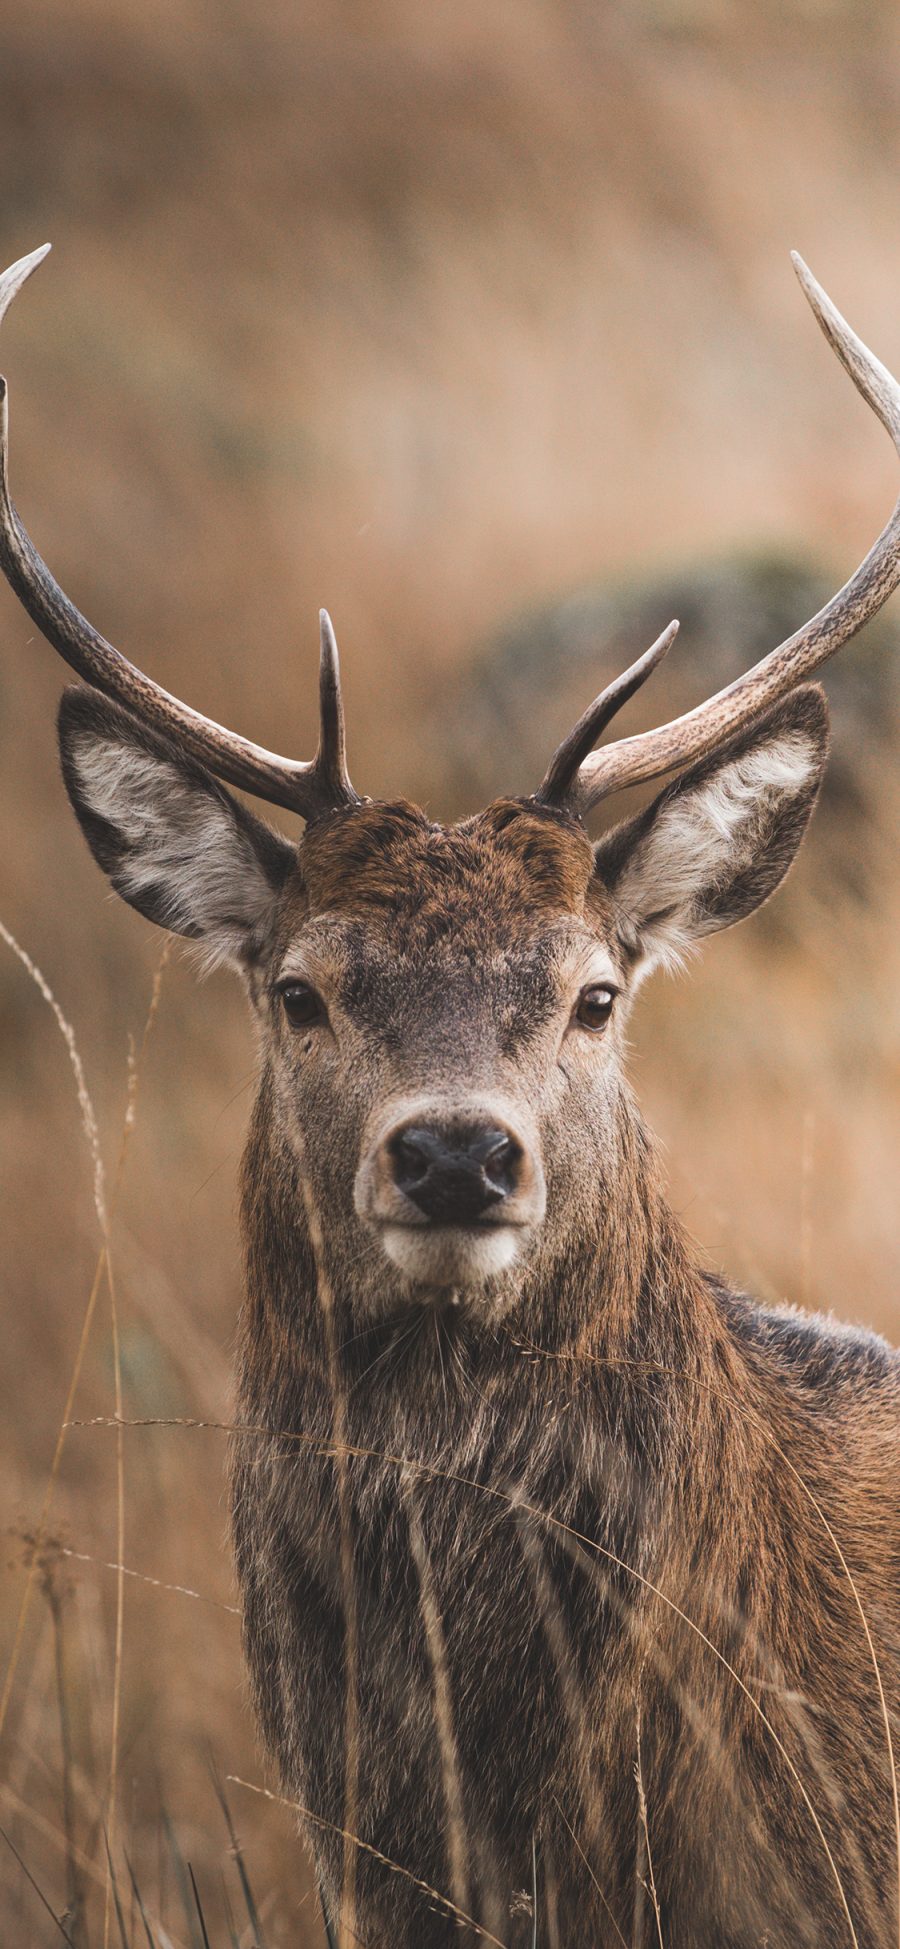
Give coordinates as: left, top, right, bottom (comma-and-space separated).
791, 251, 817, 292
0, 242, 54, 335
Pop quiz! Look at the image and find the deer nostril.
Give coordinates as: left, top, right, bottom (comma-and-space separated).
388, 1122, 524, 1224
478, 1132, 522, 1198
393, 1131, 432, 1192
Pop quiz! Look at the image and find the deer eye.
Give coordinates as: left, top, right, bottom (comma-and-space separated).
575, 983, 617, 1032
277, 980, 326, 1029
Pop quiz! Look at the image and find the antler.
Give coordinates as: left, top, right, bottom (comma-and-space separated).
0, 245, 359, 820
534, 618, 679, 807
541, 255, 900, 819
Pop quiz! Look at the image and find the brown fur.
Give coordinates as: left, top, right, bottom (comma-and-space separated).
57, 681, 900, 1946
298, 796, 597, 930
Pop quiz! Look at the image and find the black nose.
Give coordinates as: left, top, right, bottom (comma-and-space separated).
390, 1123, 523, 1224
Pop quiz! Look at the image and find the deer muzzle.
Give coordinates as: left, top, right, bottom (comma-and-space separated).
355, 1096, 546, 1291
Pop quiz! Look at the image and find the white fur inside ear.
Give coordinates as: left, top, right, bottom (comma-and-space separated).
70, 733, 280, 968
614, 732, 818, 977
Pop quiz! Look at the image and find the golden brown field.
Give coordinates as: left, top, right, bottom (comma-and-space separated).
1, 1, 899, 1941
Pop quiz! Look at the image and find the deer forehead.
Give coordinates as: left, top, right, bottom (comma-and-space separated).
286, 798, 604, 938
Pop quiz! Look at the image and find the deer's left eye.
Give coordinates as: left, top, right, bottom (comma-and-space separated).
575, 984, 617, 1032
278, 980, 326, 1029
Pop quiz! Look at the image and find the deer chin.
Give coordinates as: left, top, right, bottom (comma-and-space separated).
378, 1220, 524, 1291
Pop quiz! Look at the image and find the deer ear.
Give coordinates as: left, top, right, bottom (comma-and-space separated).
58, 687, 295, 971
593, 685, 829, 978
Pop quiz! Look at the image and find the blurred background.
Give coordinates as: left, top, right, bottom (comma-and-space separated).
1, 1, 899, 1941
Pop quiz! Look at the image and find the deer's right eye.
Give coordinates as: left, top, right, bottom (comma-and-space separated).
278, 980, 326, 1030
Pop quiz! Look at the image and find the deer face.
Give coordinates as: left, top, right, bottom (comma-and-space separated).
57, 684, 827, 1320
270, 800, 615, 1303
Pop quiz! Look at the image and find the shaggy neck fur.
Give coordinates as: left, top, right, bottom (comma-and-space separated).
232, 1076, 898, 1947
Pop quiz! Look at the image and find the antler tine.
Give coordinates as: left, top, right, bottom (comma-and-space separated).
316, 609, 355, 803
0, 243, 52, 329
563, 256, 900, 819
0, 245, 359, 821
534, 619, 679, 810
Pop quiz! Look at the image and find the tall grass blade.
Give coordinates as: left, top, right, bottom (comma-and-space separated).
319, 1878, 339, 1949
635, 1710, 665, 1949
124, 1846, 157, 1948
405, 1476, 470, 1923
220, 1872, 241, 1949
0, 1821, 76, 1944
104, 1829, 131, 1949
187, 1865, 212, 1949
162, 1808, 203, 1949
44, 1563, 84, 1944
209, 1764, 268, 1949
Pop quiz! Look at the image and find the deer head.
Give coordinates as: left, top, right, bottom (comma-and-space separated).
2, 247, 897, 1322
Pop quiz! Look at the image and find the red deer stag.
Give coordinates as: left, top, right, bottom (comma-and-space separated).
1, 244, 899, 1949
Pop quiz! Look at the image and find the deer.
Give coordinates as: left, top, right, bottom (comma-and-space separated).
1, 242, 899, 1949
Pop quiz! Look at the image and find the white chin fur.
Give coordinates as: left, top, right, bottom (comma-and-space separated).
381, 1223, 522, 1288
